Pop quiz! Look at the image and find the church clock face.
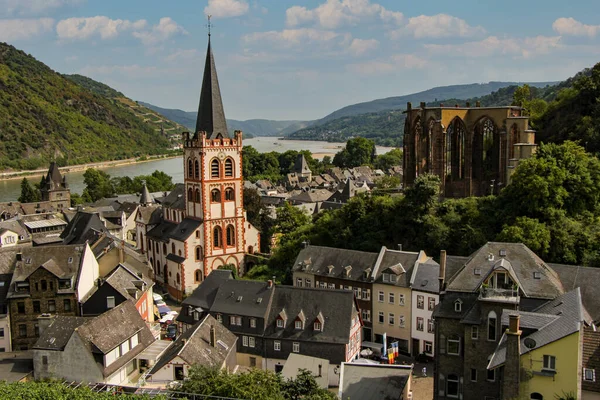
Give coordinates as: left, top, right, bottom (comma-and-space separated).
218, 152, 226, 160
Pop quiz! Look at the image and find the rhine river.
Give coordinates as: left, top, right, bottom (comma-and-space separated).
0, 137, 395, 202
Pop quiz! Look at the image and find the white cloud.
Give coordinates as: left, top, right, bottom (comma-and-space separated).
242, 28, 342, 48
0, 18, 54, 41
205, 0, 249, 18
165, 48, 198, 62
56, 16, 146, 40
389, 14, 484, 39
424, 35, 562, 59
132, 17, 187, 46
0, 0, 81, 17
553, 17, 600, 37
348, 38, 378, 55
347, 53, 427, 74
286, 0, 403, 29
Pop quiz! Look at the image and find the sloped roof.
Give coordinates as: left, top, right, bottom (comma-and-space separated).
293, 154, 311, 174
488, 288, 586, 369
340, 363, 412, 400
410, 259, 440, 294
160, 184, 185, 210
446, 242, 564, 300
289, 189, 332, 204
60, 212, 108, 245
549, 263, 600, 323
9, 245, 85, 284
104, 264, 152, 301
149, 314, 237, 374
210, 280, 275, 319
33, 316, 88, 350
136, 205, 162, 225
180, 270, 233, 322
195, 38, 228, 139
139, 183, 154, 205
374, 249, 420, 287
293, 245, 379, 283
264, 286, 356, 344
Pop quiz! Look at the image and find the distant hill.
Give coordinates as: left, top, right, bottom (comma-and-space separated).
313, 81, 558, 126
139, 101, 309, 137
0, 42, 179, 171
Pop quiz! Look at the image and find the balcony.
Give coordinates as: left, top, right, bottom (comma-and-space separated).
479, 287, 520, 304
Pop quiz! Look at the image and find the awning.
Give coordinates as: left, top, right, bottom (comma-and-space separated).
157, 305, 171, 315
361, 341, 383, 353
135, 340, 171, 361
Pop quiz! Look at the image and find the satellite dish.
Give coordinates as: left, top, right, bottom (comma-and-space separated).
524, 338, 537, 349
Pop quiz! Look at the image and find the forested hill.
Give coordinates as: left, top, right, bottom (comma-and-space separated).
0, 43, 175, 171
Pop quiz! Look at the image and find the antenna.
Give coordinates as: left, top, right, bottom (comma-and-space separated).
206, 15, 213, 37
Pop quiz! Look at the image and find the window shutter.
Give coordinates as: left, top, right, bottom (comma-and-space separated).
438, 374, 445, 396
440, 334, 446, 354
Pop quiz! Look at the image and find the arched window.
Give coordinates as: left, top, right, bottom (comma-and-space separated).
163, 264, 168, 280
445, 118, 466, 180
509, 124, 519, 159
187, 158, 193, 178
195, 188, 201, 203
156, 260, 160, 274
211, 159, 220, 179
194, 159, 200, 179
225, 188, 235, 201
473, 117, 499, 183
530, 393, 543, 400
226, 225, 235, 247
195, 269, 202, 282
211, 189, 221, 203
163, 243, 167, 254
447, 374, 459, 398
488, 311, 497, 341
225, 158, 234, 177
248, 246, 254, 254
188, 187, 193, 202
176, 273, 180, 284
195, 246, 203, 261
213, 226, 222, 248
171, 243, 175, 254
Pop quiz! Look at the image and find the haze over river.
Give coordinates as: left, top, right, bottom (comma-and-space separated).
0, 137, 395, 202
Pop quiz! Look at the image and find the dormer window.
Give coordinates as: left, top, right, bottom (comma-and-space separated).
474, 268, 481, 276
295, 320, 302, 330
344, 265, 352, 278
327, 265, 334, 275
390, 275, 397, 283
314, 322, 322, 331
382, 273, 389, 282
533, 271, 541, 279
277, 319, 284, 328
487, 253, 494, 261
454, 299, 462, 312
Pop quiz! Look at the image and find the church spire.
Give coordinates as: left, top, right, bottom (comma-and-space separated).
195, 25, 229, 139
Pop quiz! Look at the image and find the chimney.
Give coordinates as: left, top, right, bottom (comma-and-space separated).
419, 102, 426, 109
503, 314, 522, 400
397, 244, 403, 251
267, 280, 273, 289
210, 325, 216, 347
439, 250, 447, 292
440, 103, 444, 107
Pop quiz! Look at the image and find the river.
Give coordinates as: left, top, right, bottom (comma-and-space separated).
0, 137, 396, 202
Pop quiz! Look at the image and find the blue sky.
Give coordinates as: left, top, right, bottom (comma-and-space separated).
1, 0, 599, 121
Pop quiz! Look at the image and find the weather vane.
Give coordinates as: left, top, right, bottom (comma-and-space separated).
207, 15, 213, 37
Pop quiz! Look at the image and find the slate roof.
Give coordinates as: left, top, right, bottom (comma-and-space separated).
210, 280, 275, 319
293, 245, 379, 283
169, 218, 203, 241
195, 38, 228, 139
160, 184, 185, 210
410, 258, 440, 294
149, 314, 237, 374
60, 212, 108, 245
432, 292, 479, 320
264, 286, 356, 344
139, 183, 155, 205
0, 273, 13, 314
340, 363, 412, 400
488, 288, 586, 369
179, 270, 233, 324
166, 254, 186, 264
76, 301, 155, 377
103, 264, 152, 301
0, 220, 29, 241
445, 242, 564, 300
549, 263, 600, 323
293, 154, 311, 174
136, 205, 162, 225
33, 316, 88, 350
146, 221, 178, 242
444, 255, 470, 285
374, 249, 421, 287
289, 189, 333, 204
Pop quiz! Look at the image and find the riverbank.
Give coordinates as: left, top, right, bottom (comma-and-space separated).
0, 154, 181, 182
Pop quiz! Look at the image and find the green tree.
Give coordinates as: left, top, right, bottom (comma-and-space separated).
18, 178, 40, 203
333, 137, 376, 168
281, 369, 337, 400
496, 216, 551, 258
82, 168, 114, 202
374, 175, 401, 190
374, 148, 403, 171
274, 202, 311, 235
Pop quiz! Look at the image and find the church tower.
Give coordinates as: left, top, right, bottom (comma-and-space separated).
183, 35, 251, 278
40, 162, 70, 209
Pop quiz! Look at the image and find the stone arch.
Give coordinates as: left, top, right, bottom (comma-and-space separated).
225, 255, 238, 267
188, 187, 193, 203
211, 188, 221, 203
247, 245, 254, 254
226, 224, 235, 247
472, 116, 500, 188
213, 225, 223, 248
195, 188, 201, 203
225, 187, 235, 201
187, 158, 193, 178
194, 269, 203, 282
413, 117, 426, 176
211, 257, 226, 270
194, 159, 200, 179
445, 117, 467, 180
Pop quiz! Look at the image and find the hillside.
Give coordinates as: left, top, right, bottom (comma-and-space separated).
288, 74, 582, 146
0, 43, 174, 171
139, 101, 309, 137
313, 81, 558, 126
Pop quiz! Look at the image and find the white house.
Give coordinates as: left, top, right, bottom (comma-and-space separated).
0, 228, 18, 248
409, 256, 440, 357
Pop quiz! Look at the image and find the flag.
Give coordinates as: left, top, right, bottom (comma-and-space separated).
383, 332, 387, 356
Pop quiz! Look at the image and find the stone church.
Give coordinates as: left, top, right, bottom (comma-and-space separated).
403, 102, 537, 197
136, 37, 260, 299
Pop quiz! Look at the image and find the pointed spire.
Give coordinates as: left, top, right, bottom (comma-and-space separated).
195, 36, 229, 139
294, 154, 311, 174
139, 181, 154, 206
46, 162, 63, 189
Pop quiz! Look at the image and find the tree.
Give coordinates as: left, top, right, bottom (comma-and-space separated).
374, 175, 401, 190
333, 137, 376, 168
404, 174, 441, 216
374, 148, 403, 171
496, 217, 551, 258
82, 168, 114, 202
281, 369, 337, 400
274, 202, 311, 235
18, 178, 40, 203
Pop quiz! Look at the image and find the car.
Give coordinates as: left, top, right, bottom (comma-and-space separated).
165, 324, 178, 340
152, 293, 164, 303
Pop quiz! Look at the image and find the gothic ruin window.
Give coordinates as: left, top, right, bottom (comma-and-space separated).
211, 159, 220, 179
445, 118, 466, 180
213, 226, 223, 248
225, 188, 235, 201
187, 158, 193, 178
473, 117, 499, 184
226, 225, 235, 247
211, 189, 221, 203
225, 158, 234, 177
194, 160, 200, 179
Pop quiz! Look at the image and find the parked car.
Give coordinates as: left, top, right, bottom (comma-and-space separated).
165, 324, 178, 340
